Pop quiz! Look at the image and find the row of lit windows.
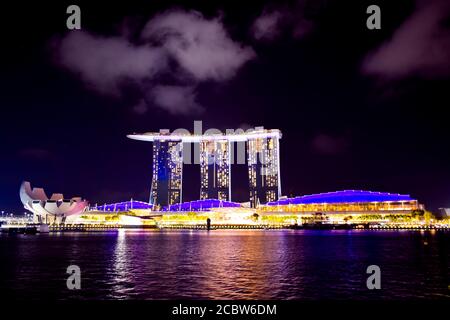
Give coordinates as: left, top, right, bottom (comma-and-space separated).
169, 191, 181, 205
217, 191, 228, 201
200, 140, 230, 195
151, 141, 183, 206
266, 190, 277, 202
259, 201, 421, 212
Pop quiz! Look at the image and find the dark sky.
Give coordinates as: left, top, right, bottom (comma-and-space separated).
1, 0, 450, 213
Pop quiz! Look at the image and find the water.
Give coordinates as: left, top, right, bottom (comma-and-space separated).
0, 230, 449, 300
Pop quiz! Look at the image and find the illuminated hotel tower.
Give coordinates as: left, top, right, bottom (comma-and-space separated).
200, 139, 231, 201
127, 128, 281, 208
150, 139, 183, 207
247, 135, 281, 208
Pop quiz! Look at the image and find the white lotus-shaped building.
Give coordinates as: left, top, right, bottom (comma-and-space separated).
20, 181, 88, 224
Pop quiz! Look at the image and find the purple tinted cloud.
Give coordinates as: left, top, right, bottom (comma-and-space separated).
54, 31, 167, 96
311, 134, 350, 155
251, 1, 315, 42
132, 99, 148, 115
142, 10, 255, 81
252, 9, 284, 41
151, 85, 202, 115
362, 0, 450, 79
52, 9, 255, 114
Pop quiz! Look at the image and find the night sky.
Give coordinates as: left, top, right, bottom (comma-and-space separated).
1, 0, 450, 213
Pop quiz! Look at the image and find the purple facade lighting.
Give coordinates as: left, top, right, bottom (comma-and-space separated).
266, 190, 415, 206
92, 200, 153, 212
163, 199, 242, 212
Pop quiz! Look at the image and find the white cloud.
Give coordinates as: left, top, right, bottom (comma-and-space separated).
52, 9, 256, 114
54, 31, 167, 95
142, 10, 256, 81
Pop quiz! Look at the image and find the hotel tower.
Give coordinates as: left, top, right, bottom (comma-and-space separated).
128, 128, 281, 208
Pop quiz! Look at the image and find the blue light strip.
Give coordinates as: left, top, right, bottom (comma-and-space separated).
266, 190, 414, 206
92, 200, 153, 212
163, 199, 242, 212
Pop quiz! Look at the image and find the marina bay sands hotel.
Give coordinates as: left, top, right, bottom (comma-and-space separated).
127, 128, 282, 208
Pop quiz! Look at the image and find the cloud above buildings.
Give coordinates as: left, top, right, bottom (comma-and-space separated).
311, 134, 350, 156
142, 10, 255, 81
52, 9, 255, 114
54, 32, 167, 96
252, 9, 284, 41
362, 0, 450, 79
251, 1, 316, 42
151, 85, 202, 115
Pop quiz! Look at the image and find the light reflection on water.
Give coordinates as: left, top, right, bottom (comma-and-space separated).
0, 230, 448, 300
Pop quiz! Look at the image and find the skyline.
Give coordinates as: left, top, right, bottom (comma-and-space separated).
1, 0, 450, 212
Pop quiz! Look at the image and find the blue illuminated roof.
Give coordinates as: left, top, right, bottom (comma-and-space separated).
92, 200, 153, 212
163, 199, 242, 211
266, 190, 415, 206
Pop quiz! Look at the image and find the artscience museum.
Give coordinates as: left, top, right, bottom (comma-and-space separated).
20, 181, 88, 224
